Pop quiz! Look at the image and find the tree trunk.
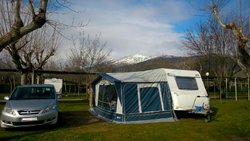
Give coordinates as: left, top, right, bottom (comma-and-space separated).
36, 75, 40, 84
89, 87, 93, 109
9, 77, 13, 93
31, 71, 35, 84
13, 75, 16, 88
87, 76, 94, 109
237, 47, 250, 77
21, 73, 28, 85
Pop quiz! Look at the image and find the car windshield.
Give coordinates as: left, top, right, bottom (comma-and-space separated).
10, 86, 55, 100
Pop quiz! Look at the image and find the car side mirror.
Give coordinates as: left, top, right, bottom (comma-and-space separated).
4, 96, 9, 101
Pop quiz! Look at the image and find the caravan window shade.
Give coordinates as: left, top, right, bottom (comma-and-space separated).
175, 77, 198, 90
140, 87, 161, 112
124, 84, 139, 114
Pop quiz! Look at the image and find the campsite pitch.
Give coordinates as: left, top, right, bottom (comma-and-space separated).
0, 99, 249, 141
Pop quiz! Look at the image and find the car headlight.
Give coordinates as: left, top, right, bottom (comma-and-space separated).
42, 104, 57, 114
3, 107, 16, 116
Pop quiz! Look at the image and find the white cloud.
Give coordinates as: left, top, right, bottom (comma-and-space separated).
52, 0, 195, 59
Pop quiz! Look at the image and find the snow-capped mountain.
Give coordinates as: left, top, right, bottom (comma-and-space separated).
114, 54, 153, 64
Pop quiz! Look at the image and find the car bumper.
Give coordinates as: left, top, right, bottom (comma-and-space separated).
1, 110, 58, 128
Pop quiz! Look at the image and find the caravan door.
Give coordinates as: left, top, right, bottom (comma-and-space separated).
137, 83, 164, 113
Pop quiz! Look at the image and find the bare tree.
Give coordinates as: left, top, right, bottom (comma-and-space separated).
67, 32, 111, 108
5, 25, 59, 85
68, 32, 111, 73
0, 50, 14, 69
184, 17, 239, 97
0, 0, 49, 52
27, 25, 59, 84
44, 56, 66, 71
0, 0, 61, 85
210, 0, 250, 76
184, 17, 238, 74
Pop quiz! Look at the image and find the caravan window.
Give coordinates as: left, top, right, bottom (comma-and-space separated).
98, 85, 117, 111
175, 77, 198, 90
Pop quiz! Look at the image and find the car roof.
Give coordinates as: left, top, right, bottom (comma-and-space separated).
17, 84, 54, 88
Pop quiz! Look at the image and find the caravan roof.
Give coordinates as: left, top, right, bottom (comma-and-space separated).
102, 68, 201, 83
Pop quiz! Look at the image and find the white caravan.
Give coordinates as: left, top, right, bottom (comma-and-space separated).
164, 69, 210, 117
44, 78, 63, 97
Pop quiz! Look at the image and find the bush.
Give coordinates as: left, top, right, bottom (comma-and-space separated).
0, 84, 10, 93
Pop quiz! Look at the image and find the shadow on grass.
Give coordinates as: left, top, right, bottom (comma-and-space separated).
0, 110, 104, 141
0, 132, 44, 141
175, 107, 218, 122
56, 110, 104, 128
210, 107, 218, 121
3, 110, 104, 131
0, 126, 55, 141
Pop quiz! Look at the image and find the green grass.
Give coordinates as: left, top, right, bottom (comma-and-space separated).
60, 93, 87, 99
0, 100, 249, 141
0, 94, 9, 100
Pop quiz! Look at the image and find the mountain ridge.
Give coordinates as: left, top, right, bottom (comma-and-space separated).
114, 54, 153, 64
114, 54, 178, 65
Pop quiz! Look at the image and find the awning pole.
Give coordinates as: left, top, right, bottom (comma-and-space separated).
235, 77, 237, 101
225, 78, 228, 99
248, 77, 249, 100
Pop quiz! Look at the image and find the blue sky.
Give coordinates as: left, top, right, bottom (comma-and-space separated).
52, 0, 248, 59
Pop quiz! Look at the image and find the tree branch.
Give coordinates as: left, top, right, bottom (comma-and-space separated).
28, 0, 36, 19
0, 0, 48, 52
211, 5, 226, 29
13, 0, 24, 30
211, 0, 250, 75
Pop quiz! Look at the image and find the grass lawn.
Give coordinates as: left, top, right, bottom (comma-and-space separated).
0, 99, 249, 141
0, 94, 9, 100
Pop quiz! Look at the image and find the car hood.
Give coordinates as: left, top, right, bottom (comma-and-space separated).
6, 99, 56, 110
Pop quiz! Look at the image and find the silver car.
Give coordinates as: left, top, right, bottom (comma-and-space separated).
1, 84, 58, 128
